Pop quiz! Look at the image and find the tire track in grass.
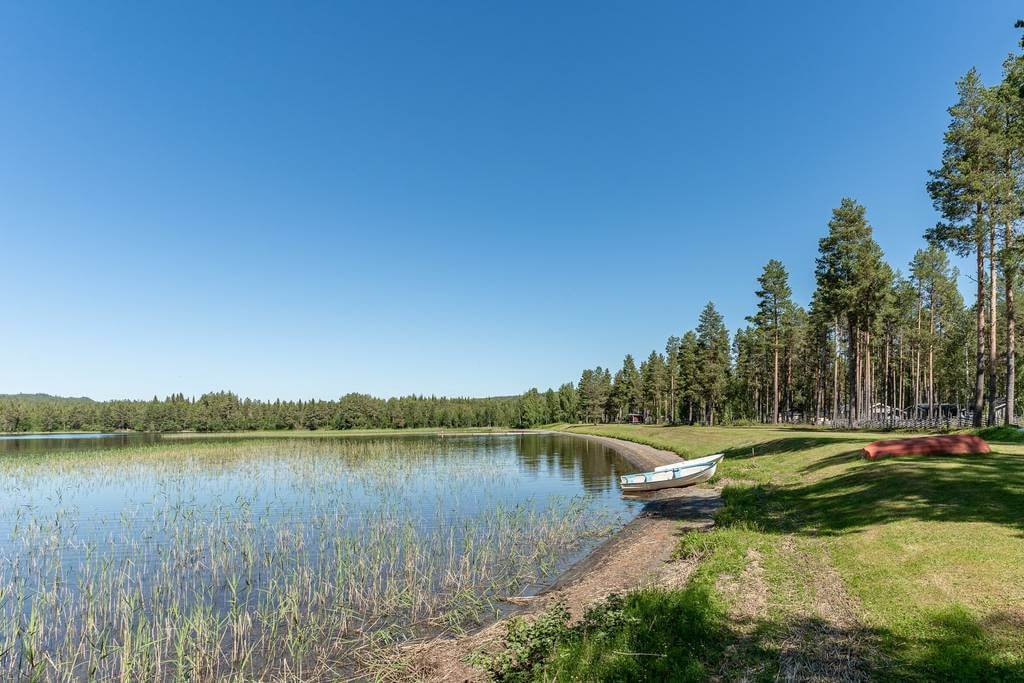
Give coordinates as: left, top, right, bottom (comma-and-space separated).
776, 536, 870, 683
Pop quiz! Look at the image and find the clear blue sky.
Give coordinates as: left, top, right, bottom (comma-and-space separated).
2, 1, 1020, 401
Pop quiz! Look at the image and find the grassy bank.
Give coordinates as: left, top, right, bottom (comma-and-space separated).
491, 424, 1024, 681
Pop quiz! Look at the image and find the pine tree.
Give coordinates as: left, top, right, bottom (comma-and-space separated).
677, 331, 700, 423
641, 351, 667, 422
815, 198, 893, 426
622, 355, 642, 415
556, 382, 579, 422
749, 259, 794, 423
993, 38, 1024, 424
909, 246, 962, 418
927, 69, 999, 426
695, 302, 731, 425
665, 336, 681, 423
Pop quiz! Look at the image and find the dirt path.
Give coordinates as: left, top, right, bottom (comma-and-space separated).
775, 538, 869, 682
712, 534, 870, 682
402, 433, 720, 682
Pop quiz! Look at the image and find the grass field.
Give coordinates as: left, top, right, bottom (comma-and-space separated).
526, 423, 1024, 681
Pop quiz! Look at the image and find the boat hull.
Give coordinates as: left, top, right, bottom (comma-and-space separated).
620, 462, 718, 493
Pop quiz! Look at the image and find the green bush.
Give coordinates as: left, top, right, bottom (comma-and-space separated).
469, 601, 573, 681
471, 588, 722, 682
977, 425, 1024, 443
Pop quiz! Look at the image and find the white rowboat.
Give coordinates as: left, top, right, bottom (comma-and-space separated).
652, 453, 724, 472
619, 453, 724, 493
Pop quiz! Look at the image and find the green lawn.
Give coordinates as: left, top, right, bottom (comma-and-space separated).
522, 424, 1024, 681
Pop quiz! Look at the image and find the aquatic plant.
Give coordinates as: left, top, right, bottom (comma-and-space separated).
0, 436, 632, 680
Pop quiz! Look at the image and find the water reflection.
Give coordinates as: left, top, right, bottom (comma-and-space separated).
0, 432, 162, 453
0, 433, 644, 679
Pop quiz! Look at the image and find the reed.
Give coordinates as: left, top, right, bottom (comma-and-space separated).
0, 437, 629, 680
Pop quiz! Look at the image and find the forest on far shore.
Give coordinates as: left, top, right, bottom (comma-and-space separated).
7, 24, 1024, 435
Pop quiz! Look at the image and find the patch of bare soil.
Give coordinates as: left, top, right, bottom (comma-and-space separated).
982, 607, 1024, 631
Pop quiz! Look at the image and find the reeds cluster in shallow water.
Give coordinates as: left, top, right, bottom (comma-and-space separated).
0, 437, 630, 680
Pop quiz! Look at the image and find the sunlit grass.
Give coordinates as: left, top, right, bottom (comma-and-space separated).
555, 424, 1024, 680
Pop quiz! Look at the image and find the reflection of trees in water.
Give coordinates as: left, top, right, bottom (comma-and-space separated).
0, 433, 161, 455
514, 434, 574, 478
513, 434, 543, 474
511, 435, 624, 493
570, 438, 628, 493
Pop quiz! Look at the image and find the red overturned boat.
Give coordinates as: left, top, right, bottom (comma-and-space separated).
862, 435, 991, 461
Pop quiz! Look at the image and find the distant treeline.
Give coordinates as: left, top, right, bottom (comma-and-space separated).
0, 392, 536, 433
9, 23, 1024, 434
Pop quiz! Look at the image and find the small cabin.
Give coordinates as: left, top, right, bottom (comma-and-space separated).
627, 413, 644, 424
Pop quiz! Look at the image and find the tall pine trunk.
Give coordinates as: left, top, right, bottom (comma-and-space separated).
914, 288, 922, 413
786, 352, 793, 419
865, 331, 872, 421
898, 333, 905, 417
880, 333, 888, 423
772, 332, 780, 424
973, 210, 986, 428
929, 291, 936, 420
848, 320, 857, 428
988, 221, 998, 427
833, 318, 840, 423
815, 352, 823, 423
1006, 220, 1016, 426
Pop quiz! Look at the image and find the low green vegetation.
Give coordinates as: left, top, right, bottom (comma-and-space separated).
977, 424, 1024, 443
487, 424, 1024, 681
473, 588, 726, 682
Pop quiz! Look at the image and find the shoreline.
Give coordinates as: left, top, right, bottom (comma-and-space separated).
404, 430, 722, 681
0, 427, 719, 680
552, 429, 684, 470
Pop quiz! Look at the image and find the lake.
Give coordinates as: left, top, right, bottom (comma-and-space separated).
0, 432, 640, 680
0, 431, 162, 454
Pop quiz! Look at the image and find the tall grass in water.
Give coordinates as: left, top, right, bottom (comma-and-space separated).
0, 437, 629, 680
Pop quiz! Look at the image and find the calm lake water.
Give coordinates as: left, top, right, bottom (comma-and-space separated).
0, 432, 640, 679
0, 431, 162, 453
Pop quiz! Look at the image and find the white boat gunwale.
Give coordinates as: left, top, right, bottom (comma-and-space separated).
651, 453, 724, 472
618, 453, 724, 492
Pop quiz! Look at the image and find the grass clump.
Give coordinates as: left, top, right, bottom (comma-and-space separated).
473, 589, 723, 682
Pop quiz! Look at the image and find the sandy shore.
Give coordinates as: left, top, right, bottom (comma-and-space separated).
403, 432, 722, 682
